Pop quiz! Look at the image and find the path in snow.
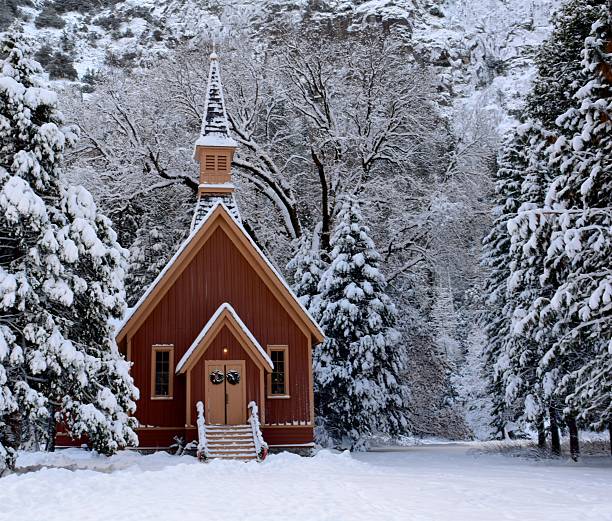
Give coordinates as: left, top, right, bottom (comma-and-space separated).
2, 443, 611, 521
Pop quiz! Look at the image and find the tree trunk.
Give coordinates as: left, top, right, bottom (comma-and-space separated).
567, 416, 579, 461
311, 148, 331, 253
536, 416, 547, 450
608, 421, 612, 457
45, 405, 56, 453
549, 407, 561, 456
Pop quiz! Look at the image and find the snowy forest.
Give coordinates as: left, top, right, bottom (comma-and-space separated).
0, 0, 611, 474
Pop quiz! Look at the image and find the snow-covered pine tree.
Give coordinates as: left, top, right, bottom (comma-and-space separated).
126, 225, 175, 307
428, 279, 465, 428
0, 29, 138, 465
56, 185, 139, 453
482, 0, 609, 451
539, 5, 611, 450
122, 192, 191, 305
527, 0, 604, 130
0, 326, 21, 474
314, 198, 409, 450
481, 131, 530, 438
504, 121, 559, 446
286, 230, 326, 311
0, 28, 63, 471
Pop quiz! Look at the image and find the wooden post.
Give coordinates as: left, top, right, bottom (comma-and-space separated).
549, 407, 561, 456
567, 416, 580, 461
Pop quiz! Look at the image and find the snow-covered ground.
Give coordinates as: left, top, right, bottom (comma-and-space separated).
2, 443, 611, 521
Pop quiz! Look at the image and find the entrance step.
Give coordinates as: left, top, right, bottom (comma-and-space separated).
207, 425, 251, 431
208, 440, 254, 447
210, 454, 257, 460
202, 424, 259, 461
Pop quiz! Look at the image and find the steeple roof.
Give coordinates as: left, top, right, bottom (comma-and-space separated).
195, 49, 237, 149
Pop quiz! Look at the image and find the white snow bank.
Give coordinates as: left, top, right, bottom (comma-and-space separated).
3, 445, 611, 521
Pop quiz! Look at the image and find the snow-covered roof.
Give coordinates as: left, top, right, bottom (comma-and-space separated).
116, 202, 324, 343
194, 50, 236, 153
218, 203, 325, 340
175, 303, 274, 373
190, 192, 240, 232
195, 134, 237, 148
198, 183, 235, 190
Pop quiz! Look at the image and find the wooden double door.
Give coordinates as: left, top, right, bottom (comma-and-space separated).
204, 360, 246, 425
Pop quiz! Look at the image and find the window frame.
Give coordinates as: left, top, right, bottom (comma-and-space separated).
267, 345, 290, 399
151, 344, 174, 400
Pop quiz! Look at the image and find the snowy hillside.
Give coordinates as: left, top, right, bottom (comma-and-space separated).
5, 0, 558, 127
417, 0, 561, 129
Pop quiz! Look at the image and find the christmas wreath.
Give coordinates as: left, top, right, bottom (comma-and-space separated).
209, 369, 225, 385
226, 369, 241, 385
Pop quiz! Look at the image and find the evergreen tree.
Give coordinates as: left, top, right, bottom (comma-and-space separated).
0, 30, 138, 469
527, 0, 604, 130
481, 131, 530, 438
0, 28, 64, 471
504, 122, 558, 443
126, 225, 174, 307
286, 230, 326, 311
540, 5, 611, 438
54, 185, 139, 454
482, 0, 610, 456
313, 198, 409, 450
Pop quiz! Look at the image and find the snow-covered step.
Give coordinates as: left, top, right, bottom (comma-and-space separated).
207, 432, 251, 436
211, 454, 257, 460
207, 440, 255, 447
206, 429, 252, 436
208, 444, 255, 450
206, 429, 253, 436
206, 423, 251, 430
208, 447, 254, 454
202, 424, 259, 461
207, 438, 253, 443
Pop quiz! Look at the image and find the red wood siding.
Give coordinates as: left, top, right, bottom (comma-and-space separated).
262, 427, 314, 446
129, 224, 311, 434
190, 325, 261, 424
58, 427, 314, 449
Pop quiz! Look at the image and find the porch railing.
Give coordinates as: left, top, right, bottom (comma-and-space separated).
196, 401, 210, 460
248, 401, 268, 461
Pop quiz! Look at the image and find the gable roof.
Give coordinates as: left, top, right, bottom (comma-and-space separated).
116, 202, 324, 344
176, 303, 273, 374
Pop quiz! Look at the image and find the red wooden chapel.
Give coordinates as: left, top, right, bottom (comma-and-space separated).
114, 50, 324, 450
